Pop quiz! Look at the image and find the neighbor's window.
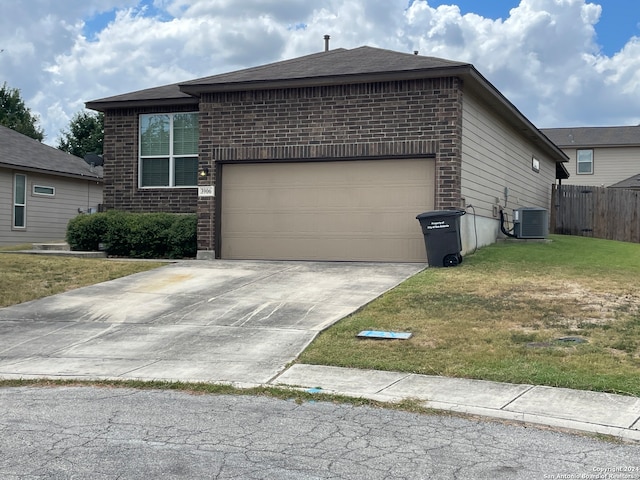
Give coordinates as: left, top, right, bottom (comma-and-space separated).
576, 149, 593, 174
139, 112, 198, 187
13, 174, 26, 228
33, 185, 55, 196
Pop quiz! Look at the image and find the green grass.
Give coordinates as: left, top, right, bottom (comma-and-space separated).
298, 235, 640, 396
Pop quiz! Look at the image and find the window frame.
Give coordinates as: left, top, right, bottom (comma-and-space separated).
13, 173, 26, 229
576, 149, 594, 175
33, 184, 55, 196
138, 112, 199, 189
531, 156, 540, 173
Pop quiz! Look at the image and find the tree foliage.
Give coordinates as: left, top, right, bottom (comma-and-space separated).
57, 111, 104, 158
0, 82, 45, 141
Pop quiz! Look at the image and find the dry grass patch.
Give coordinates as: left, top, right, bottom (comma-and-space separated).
0, 254, 165, 307
299, 235, 640, 396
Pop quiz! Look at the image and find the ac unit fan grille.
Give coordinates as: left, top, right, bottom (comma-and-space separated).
515, 208, 548, 239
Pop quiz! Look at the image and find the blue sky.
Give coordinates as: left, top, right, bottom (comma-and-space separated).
424, 0, 640, 56
82, 0, 170, 40
1, 0, 639, 145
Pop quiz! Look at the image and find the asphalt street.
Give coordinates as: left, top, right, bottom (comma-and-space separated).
2, 386, 639, 480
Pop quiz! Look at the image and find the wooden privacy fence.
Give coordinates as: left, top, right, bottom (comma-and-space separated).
551, 184, 640, 243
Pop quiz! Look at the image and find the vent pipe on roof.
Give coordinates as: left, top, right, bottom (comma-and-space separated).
324, 35, 330, 51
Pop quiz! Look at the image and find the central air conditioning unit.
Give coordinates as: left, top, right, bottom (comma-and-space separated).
513, 207, 549, 239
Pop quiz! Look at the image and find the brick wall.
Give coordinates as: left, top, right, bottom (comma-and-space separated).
196, 77, 464, 252
103, 105, 199, 213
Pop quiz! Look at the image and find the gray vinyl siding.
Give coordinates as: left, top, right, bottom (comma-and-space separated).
461, 92, 557, 218
0, 168, 103, 246
560, 146, 640, 187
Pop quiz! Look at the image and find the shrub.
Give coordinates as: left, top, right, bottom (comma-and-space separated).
101, 211, 133, 257
66, 212, 108, 251
167, 215, 198, 258
127, 213, 175, 259
66, 211, 197, 259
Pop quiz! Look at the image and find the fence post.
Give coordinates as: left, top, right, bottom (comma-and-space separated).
551, 184, 558, 234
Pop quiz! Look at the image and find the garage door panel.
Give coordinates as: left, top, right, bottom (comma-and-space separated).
224, 186, 426, 209
224, 210, 418, 234
223, 236, 427, 262
221, 159, 434, 262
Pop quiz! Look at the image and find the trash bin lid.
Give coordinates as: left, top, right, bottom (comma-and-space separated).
416, 209, 466, 220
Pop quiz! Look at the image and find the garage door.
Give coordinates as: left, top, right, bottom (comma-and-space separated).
220, 159, 435, 262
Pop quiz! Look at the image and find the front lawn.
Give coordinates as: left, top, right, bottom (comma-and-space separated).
298, 235, 640, 396
0, 253, 165, 307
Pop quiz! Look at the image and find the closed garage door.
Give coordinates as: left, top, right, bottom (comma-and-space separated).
221, 159, 435, 262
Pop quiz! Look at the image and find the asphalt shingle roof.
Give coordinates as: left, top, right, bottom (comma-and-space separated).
93, 82, 192, 104
0, 125, 102, 180
180, 46, 468, 89
541, 126, 640, 148
85, 82, 197, 109
610, 174, 640, 189
87, 46, 470, 108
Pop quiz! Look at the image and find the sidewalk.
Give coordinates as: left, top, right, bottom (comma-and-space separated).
272, 364, 640, 443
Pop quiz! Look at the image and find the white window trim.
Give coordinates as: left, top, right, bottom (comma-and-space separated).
33, 184, 55, 196
138, 112, 199, 189
13, 173, 26, 229
576, 149, 594, 175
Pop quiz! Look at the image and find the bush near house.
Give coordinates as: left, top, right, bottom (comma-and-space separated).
66, 211, 197, 259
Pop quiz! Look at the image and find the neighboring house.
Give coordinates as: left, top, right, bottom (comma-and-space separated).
86, 45, 568, 263
609, 174, 640, 190
541, 126, 640, 187
0, 125, 103, 246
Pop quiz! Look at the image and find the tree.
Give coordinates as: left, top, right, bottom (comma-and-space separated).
0, 82, 44, 141
57, 111, 104, 158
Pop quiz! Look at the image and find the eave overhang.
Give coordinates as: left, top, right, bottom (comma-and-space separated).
86, 96, 198, 112
0, 162, 103, 182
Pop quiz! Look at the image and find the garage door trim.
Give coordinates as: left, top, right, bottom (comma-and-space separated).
215, 155, 436, 261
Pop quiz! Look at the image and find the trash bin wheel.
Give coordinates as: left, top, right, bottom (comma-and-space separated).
457, 254, 463, 265
443, 254, 460, 267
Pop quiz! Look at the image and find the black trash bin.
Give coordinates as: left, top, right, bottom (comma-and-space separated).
416, 210, 465, 267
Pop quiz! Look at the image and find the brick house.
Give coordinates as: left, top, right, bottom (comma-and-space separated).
87, 46, 568, 262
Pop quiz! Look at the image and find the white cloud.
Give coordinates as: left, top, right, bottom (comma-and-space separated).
1, 0, 639, 146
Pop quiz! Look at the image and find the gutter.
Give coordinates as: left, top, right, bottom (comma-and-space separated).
0, 163, 103, 182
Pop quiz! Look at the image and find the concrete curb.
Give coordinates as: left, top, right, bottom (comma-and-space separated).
272, 364, 640, 443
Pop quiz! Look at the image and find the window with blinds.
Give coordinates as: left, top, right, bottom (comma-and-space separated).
139, 113, 198, 187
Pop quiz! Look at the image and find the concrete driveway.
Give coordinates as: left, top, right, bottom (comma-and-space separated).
0, 261, 423, 385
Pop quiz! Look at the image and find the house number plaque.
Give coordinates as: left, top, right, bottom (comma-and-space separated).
198, 186, 215, 197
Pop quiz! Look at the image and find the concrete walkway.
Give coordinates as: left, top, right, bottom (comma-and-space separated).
273, 364, 640, 443
0, 259, 639, 443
